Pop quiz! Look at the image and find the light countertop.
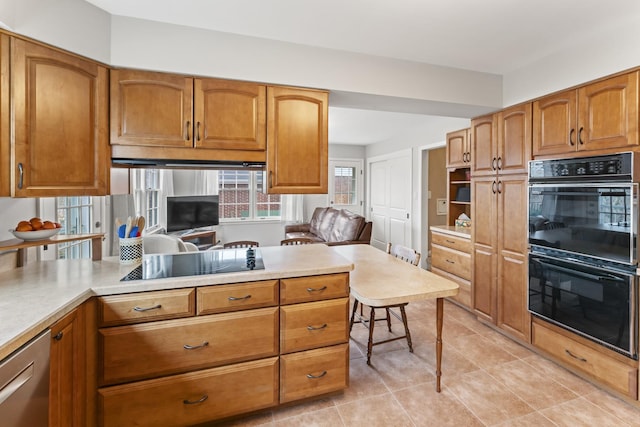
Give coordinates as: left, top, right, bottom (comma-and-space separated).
0, 244, 354, 361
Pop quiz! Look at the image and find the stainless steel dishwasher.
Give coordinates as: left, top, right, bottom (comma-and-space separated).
0, 330, 50, 427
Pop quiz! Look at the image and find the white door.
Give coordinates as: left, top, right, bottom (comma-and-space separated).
328, 159, 363, 215
368, 152, 412, 250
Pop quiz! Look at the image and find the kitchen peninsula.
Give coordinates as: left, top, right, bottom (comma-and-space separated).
0, 244, 353, 425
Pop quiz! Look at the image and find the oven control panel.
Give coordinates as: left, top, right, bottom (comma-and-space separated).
529, 152, 633, 182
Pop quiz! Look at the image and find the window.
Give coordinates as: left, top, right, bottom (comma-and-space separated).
56, 196, 93, 259
599, 189, 630, 224
329, 159, 363, 215
133, 169, 161, 229
218, 170, 281, 221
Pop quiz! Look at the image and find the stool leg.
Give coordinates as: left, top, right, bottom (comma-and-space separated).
399, 305, 413, 353
367, 307, 376, 365
349, 298, 359, 333
385, 308, 392, 332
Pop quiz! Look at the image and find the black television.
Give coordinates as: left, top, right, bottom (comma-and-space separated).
166, 195, 219, 233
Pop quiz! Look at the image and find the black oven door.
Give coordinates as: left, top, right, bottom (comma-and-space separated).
529, 253, 637, 358
528, 183, 637, 264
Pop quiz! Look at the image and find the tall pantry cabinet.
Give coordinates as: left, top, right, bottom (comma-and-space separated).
471, 104, 531, 342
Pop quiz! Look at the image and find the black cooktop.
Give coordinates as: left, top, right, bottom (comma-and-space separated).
121, 247, 264, 281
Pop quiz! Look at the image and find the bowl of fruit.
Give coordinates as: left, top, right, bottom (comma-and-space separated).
10, 217, 62, 241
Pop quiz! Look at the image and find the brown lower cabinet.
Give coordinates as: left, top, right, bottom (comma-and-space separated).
96, 273, 349, 426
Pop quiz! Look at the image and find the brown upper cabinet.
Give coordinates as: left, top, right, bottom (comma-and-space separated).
266, 86, 328, 194
446, 128, 470, 169
110, 70, 266, 152
12, 38, 109, 197
533, 71, 639, 157
472, 104, 531, 177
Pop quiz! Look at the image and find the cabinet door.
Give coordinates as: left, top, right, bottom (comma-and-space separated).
532, 89, 577, 156
577, 71, 639, 152
471, 176, 497, 322
50, 306, 86, 427
497, 104, 531, 175
0, 35, 9, 197
12, 38, 109, 197
194, 78, 266, 151
110, 69, 193, 148
266, 86, 328, 194
496, 175, 530, 342
470, 114, 497, 177
446, 128, 469, 169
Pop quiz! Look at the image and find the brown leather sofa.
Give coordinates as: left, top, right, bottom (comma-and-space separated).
284, 207, 372, 246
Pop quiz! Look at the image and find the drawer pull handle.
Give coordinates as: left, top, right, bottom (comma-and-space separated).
228, 295, 252, 301
307, 286, 328, 292
565, 349, 587, 362
446, 259, 455, 264
307, 323, 328, 331
306, 371, 327, 379
133, 304, 162, 312
53, 332, 63, 341
183, 341, 209, 350
183, 394, 208, 405
445, 240, 455, 244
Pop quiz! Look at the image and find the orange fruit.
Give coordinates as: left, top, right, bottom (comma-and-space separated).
30, 218, 43, 230
42, 221, 56, 229
16, 221, 33, 231
54, 222, 62, 228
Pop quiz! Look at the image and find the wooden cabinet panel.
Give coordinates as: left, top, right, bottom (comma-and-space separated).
99, 307, 279, 385
280, 298, 349, 354
431, 244, 471, 281
533, 71, 639, 157
533, 90, 576, 156
280, 273, 349, 305
431, 232, 472, 253
266, 86, 328, 194
97, 288, 196, 327
471, 177, 497, 250
280, 344, 348, 403
578, 71, 639, 152
0, 35, 9, 197
12, 38, 109, 197
49, 305, 86, 427
197, 280, 278, 315
532, 321, 637, 398
99, 357, 279, 427
472, 243, 496, 322
446, 128, 470, 169
470, 114, 497, 177
497, 103, 531, 175
194, 78, 266, 151
110, 69, 193, 148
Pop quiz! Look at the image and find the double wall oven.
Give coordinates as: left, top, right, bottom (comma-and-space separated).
528, 152, 639, 358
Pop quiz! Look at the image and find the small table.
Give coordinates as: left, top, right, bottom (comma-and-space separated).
332, 244, 459, 392
178, 230, 217, 250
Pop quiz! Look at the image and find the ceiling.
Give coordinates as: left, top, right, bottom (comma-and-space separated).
84, 0, 640, 145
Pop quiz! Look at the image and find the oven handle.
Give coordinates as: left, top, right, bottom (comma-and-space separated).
534, 258, 629, 283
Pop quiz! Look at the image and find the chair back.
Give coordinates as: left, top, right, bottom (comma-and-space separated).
143, 234, 188, 254
281, 237, 314, 245
223, 240, 259, 249
386, 242, 420, 266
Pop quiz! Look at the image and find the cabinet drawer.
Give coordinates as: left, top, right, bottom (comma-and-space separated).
280, 273, 349, 305
431, 267, 471, 308
280, 343, 349, 403
280, 298, 349, 354
97, 288, 195, 327
431, 232, 471, 253
99, 357, 279, 427
431, 245, 471, 280
99, 307, 278, 386
532, 322, 638, 398
197, 280, 278, 315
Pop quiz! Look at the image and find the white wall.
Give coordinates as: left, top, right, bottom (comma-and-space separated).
0, 0, 111, 63
503, 13, 640, 106
0, 197, 36, 241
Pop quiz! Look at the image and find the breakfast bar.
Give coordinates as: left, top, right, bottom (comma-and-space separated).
332, 244, 459, 392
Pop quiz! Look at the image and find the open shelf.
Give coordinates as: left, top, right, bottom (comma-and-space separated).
0, 233, 104, 267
